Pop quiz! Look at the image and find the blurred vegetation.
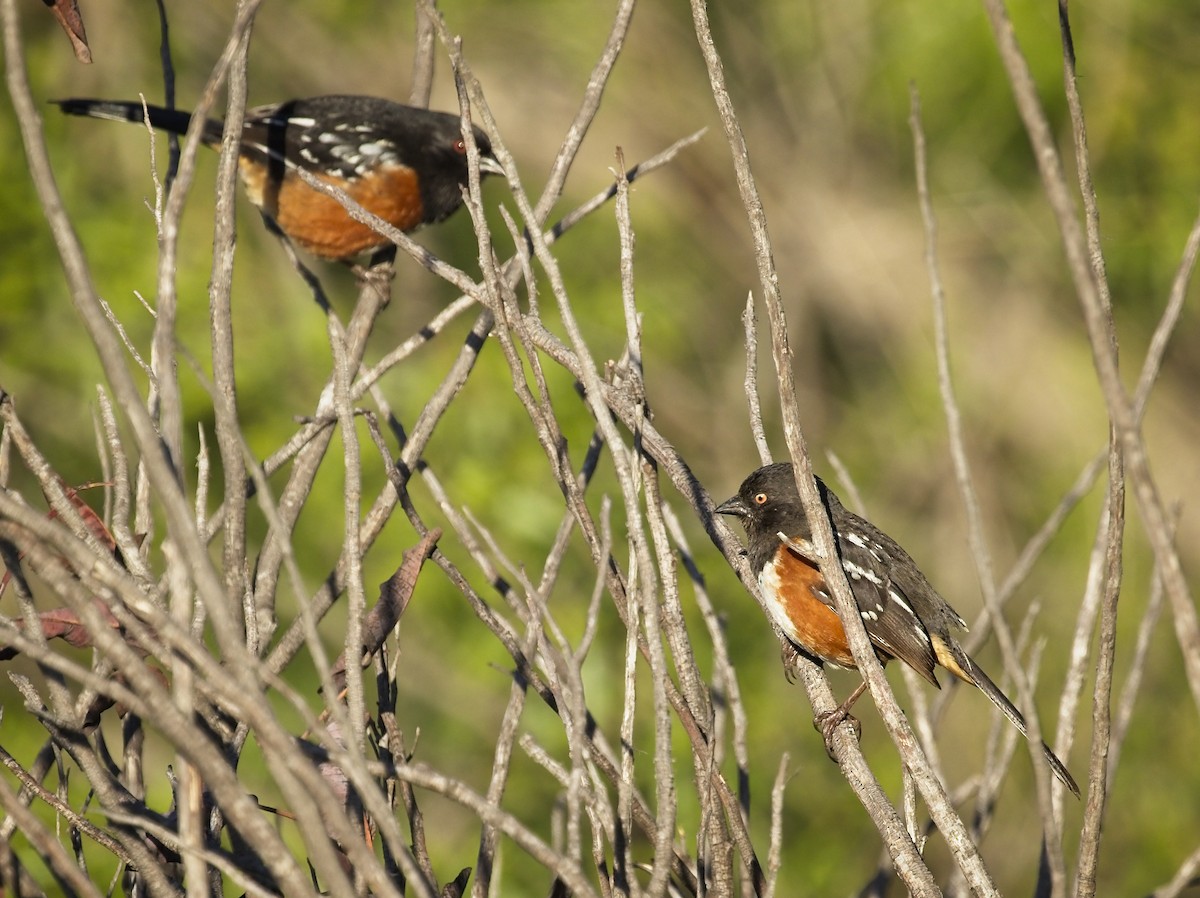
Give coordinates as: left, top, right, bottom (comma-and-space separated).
2, 0, 1198, 894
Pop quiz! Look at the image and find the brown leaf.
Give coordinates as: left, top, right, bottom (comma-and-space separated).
328, 528, 441, 697
441, 867, 472, 898
45, 481, 117, 554
4, 482, 122, 597
364, 526, 442, 656
296, 726, 355, 814
41, 0, 91, 64
0, 599, 121, 661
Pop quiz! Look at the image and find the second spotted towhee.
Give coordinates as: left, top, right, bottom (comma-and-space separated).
55, 96, 503, 261
717, 462, 1079, 797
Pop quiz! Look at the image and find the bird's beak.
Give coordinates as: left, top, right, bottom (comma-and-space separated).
714, 495, 749, 517
478, 155, 506, 179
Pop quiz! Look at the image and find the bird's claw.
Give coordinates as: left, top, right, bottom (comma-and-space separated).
814, 707, 861, 760
780, 641, 802, 683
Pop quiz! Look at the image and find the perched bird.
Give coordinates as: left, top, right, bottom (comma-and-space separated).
55, 95, 503, 261
717, 462, 1079, 797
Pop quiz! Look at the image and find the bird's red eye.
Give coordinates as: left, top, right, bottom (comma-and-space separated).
452, 138, 467, 155
754, 492, 768, 505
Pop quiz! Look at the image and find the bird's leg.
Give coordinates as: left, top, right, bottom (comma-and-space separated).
814, 679, 868, 758
348, 246, 397, 303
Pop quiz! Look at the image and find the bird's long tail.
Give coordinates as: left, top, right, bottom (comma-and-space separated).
53, 99, 221, 144
939, 638, 1080, 797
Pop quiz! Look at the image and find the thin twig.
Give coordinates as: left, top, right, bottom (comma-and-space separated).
911, 83, 1067, 885
981, 12, 1188, 865
689, 0, 968, 892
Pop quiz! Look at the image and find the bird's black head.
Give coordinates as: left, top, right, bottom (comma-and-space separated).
413, 112, 504, 223
716, 461, 807, 533
716, 463, 814, 573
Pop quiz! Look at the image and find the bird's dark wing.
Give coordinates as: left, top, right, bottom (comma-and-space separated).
824, 524, 943, 686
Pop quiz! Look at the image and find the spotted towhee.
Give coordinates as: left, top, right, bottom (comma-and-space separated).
54, 96, 503, 261
717, 462, 1079, 797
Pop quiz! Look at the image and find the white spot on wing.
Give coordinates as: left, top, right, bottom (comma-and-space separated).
843, 559, 883, 586
848, 531, 888, 562
357, 140, 395, 158
887, 587, 915, 617
255, 115, 316, 129
330, 144, 361, 163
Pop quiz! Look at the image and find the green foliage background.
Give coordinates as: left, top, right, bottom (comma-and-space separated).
2, 0, 1198, 894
